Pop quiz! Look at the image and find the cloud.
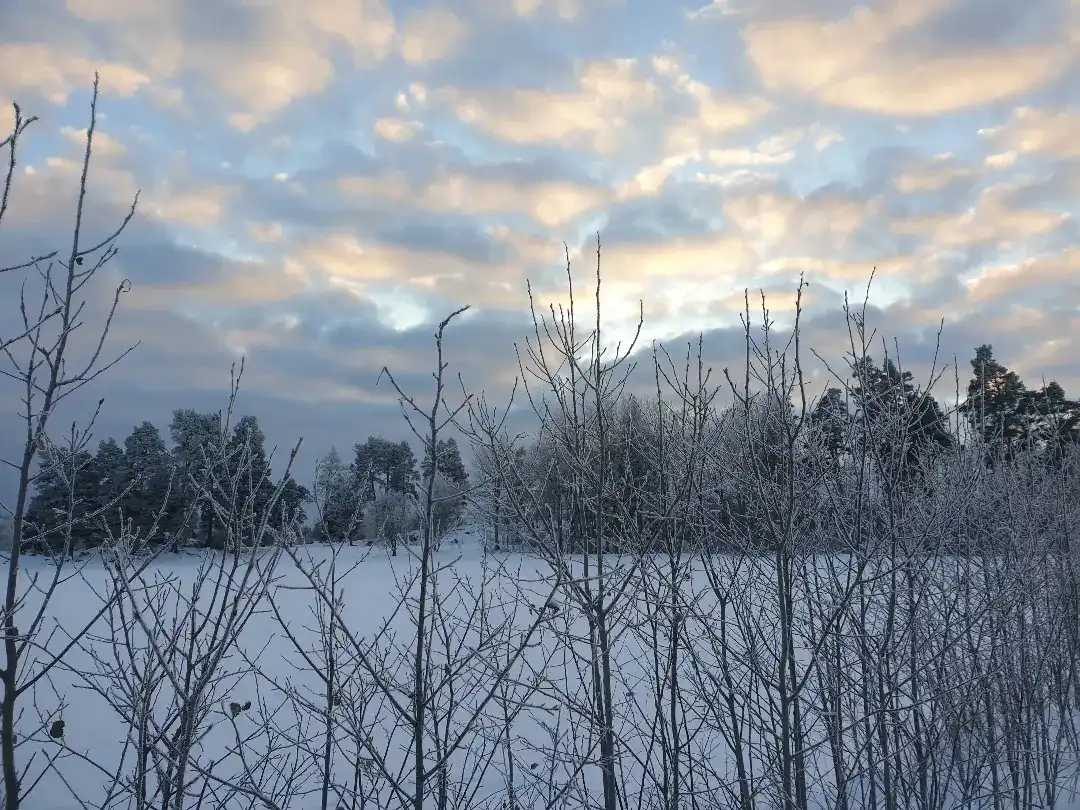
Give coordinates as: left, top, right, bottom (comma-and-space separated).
52, 0, 398, 130
0, 42, 152, 105
890, 181, 1071, 249
741, 0, 1076, 115
980, 106, 1080, 159
374, 117, 423, 142
338, 161, 611, 227
474, 0, 621, 20
653, 56, 773, 152
892, 153, 977, 193
398, 6, 468, 63
2, 0, 1080, 502
437, 58, 660, 153
60, 126, 128, 157
967, 244, 1080, 305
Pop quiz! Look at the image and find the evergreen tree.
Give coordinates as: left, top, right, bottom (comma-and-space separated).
960, 344, 1028, 456
420, 437, 469, 487
470, 433, 517, 551
420, 437, 469, 528
24, 449, 98, 553
1026, 381, 1080, 459
388, 440, 419, 496
315, 447, 362, 542
122, 421, 173, 543
352, 437, 418, 499
270, 474, 311, 537
170, 408, 224, 547
223, 415, 276, 547
92, 437, 127, 542
606, 395, 655, 545
811, 388, 850, 463
852, 356, 952, 480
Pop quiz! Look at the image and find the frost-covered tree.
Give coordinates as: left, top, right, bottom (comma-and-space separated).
169, 408, 223, 546
91, 437, 127, 541
353, 437, 417, 499
810, 387, 851, 464
271, 473, 310, 531
314, 446, 361, 542
960, 344, 1028, 454
222, 414, 276, 548
362, 488, 413, 556
121, 421, 173, 542
420, 437, 468, 528
852, 355, 952, 482
23, 449, 98, 553
420, 437, 468, 486
1022, 380, 1080, 461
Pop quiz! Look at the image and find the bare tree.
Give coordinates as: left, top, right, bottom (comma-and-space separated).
0, 76, 148, 810
67, 366, 306, 810
270, 309, 558, 810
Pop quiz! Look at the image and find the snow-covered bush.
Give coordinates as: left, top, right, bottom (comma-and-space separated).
362, 488, 414, 555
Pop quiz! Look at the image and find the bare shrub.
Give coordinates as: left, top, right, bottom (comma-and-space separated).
0, 76, 148, 810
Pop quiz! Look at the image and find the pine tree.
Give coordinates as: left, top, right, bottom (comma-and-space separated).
170, 408, 224, 547
420, 437, 468, 486
960, 344, 1028, 456
852, 356, 952, 480
1026, 381, 1080, 460
811, 388, 850, 463
122, 421, 172, 545
352, 437, 418, 499
350, 439, 378, 503
315, 447, 361, 542
24, 449, 99, 554
223, 415, 276, 548
388, 441, 419, 496
92, 437, 127, 542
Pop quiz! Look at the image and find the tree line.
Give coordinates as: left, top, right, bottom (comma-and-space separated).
20, 411, 469, 555
17, 344, 1078, 557
469, 344, 1080, 555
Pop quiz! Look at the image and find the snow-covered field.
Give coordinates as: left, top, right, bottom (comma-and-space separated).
10, 526, 1080, 810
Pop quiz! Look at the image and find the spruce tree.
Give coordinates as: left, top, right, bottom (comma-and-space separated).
315, 447, 361, 542
24, 449, 98, 554
811, 388, 850, 463
960, 344, 1028, 456
852, 356, 952, 480
170, 408, 224, 547
92, 437, 127, 542
122, 421, 172, 545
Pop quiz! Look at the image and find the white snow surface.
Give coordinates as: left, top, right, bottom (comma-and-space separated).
5, 524, 1080, 810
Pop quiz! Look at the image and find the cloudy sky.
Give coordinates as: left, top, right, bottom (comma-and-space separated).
1, 0, 1078, 495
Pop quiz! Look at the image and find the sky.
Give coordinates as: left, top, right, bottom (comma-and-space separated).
0, 0, 1078, 497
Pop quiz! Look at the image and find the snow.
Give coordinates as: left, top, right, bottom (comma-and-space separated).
6, 525, 1080, 809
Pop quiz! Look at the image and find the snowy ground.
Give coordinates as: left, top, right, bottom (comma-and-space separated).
8, 525, 1080, 810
